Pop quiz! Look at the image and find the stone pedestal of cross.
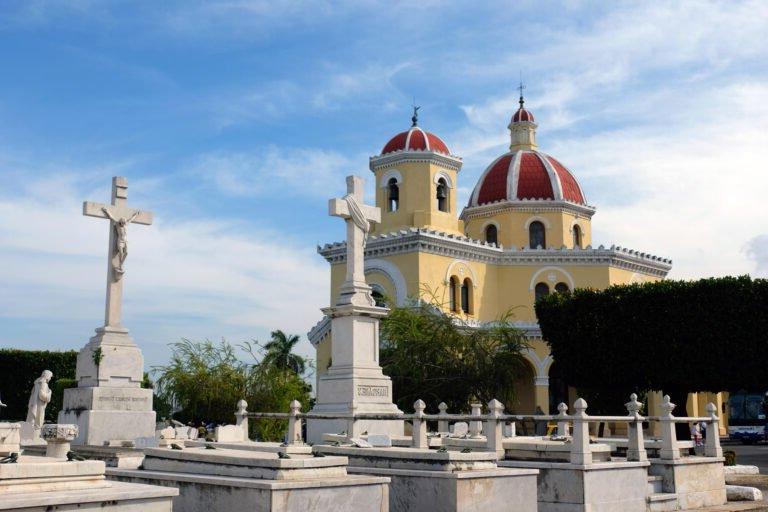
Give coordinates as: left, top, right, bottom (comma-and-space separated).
308, 175, 403, 444
328, 176, 380, 307
59, 176, 156, 446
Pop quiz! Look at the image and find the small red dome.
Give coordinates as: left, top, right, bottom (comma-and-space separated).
381, 126, 450, 155
512, 107, 535, 123
468, 150, 586, 206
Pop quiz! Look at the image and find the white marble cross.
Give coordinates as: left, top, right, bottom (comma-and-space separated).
329, 176, 380, 307
83, 177, 153, 329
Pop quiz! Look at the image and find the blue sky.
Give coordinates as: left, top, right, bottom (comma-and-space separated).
1, 1, 767, 370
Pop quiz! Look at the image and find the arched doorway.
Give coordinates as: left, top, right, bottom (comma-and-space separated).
548, 362, 569, 414
511, 359, 536, 415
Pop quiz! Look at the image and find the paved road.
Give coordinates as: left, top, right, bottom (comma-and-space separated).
724, 441, 768, 473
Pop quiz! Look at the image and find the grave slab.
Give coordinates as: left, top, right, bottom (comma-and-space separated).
314, 444, 538, 512
109, 446, 390, 512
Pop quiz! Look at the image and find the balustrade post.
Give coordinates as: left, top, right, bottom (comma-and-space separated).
437, 402, 449, 433
347, 406, 360, 439
570, 398, 592, 465
235, 399, 249, 442
659, 395, 680, 460
705, 402, 723, 458
556, 402, 570, 437
469, 402, 483, 439
485, 399, 504, 454
411, 399, 428, 449
287, 400, 303, 445
625, 393, 647, 462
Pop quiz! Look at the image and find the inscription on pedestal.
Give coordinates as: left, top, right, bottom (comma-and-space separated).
357, 385, 389, 397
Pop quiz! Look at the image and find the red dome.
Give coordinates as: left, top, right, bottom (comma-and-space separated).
381, 126, 450, 155
512, 107, 535, 123
468, 150, 586, 206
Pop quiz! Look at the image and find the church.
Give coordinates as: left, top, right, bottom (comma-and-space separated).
310, 94, 692, 418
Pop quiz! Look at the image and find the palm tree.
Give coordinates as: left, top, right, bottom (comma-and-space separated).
262, 330, 306, 375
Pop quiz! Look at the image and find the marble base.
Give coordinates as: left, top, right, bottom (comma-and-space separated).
649, 457, 727, 509
499, 459, 650, 512
109, 446, 390, 512
58, 386, 155, 446
0, 480, 176, 511
348, 466, 537, 512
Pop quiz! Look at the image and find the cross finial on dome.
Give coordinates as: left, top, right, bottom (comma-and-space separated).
518, 76, 526, 108
411, 104, 420, 127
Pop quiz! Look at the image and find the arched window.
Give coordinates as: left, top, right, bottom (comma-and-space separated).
573, 225, 582, 249
534, 282, 550, 301
449, 276, 459, 312
461, 278, 472, 314
436, 178, 449, 213
387, 178, 399, 212
529, 221, 546, 249
485, 224, 498, 245
555, 282, 570, 294
371, 287, 387, 307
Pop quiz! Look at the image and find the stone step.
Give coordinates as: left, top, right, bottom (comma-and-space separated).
647, 492, 678, 512
648, 475, 664, 494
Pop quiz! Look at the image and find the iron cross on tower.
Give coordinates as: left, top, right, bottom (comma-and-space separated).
328, 176, 381, 308
83, 177, 153, 329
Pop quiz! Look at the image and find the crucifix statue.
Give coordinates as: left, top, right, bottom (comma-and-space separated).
83, 177, 153, 329
329, 176, 381, 308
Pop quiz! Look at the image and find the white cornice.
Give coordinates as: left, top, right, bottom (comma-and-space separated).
460, 198, 597, 220
369, 150, 463, 173
308, 313, 542, 347
317, 227, 672, 277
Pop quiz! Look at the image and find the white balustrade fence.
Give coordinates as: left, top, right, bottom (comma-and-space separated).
239, 393, 723, 464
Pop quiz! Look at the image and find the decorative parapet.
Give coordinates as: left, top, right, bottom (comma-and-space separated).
308, 315, 332, 347
369, 150, 463, 172
318, 227, 672, 277
460, 197, 597, 219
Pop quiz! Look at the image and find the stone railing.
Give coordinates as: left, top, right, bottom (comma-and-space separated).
240, 394, 722, 464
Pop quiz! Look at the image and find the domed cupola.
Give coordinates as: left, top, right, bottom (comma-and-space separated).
467, 150, 587, 207
467, 93, 588, 208
380, 107, 451, 156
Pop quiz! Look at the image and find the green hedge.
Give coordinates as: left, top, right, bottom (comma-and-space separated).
0, 349, 77, 421
535, 276, 768, 406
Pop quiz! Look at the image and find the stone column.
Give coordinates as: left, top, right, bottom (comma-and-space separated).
625, 393, 648, 462
705, 402, 724, 458
556, 402, 569, 437
659, 395, 680, 460
235, 399, 249, 442
570, 398, 592, 465
469, 402, 483, 439
411, 400, 428, 449
287, 400, 304, 446
485, 399, 504, 455
41, 424, 78, 459
437, 402, 449, 434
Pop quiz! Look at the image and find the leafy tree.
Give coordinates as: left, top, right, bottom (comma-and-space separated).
261, 330, 307, 375
153, 338, 312, 441
535, 276, 768, 421
380, 300, 530, 413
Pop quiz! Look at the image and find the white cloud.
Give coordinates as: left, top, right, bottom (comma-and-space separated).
746, 235, 768, 277
0, 172, 329, 366
192, 146, 359, 198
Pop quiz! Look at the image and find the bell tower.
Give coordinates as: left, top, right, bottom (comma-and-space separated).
508, 85, 538, 151
370, 108, 464, 235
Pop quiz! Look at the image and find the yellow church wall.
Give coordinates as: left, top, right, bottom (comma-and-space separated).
315, 335, 332, 377
464, 208, 593, 250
